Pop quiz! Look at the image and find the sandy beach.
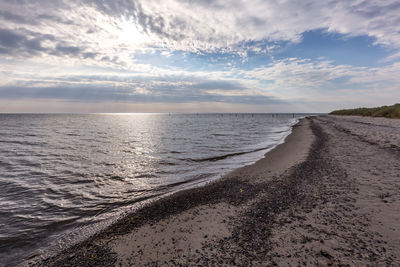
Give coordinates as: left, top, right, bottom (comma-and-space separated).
32, 115, 400, 266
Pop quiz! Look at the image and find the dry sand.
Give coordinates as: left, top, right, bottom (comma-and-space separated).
270, 115, 400, 266
34, 116, 400, 266
108, 118, 314, 266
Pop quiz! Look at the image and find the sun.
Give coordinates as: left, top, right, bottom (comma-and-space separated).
115, 18, 148, 48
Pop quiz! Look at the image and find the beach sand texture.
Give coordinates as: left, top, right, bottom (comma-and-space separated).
35, 116, 400, 266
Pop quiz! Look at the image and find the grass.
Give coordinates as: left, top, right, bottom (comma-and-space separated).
330, 103, 400, 119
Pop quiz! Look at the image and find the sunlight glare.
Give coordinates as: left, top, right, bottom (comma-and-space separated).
116, 19, 148, 48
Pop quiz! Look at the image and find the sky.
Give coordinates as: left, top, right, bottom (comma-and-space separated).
0, 0, 400, 113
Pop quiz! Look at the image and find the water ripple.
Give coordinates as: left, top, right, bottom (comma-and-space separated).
0, 113, 304, 266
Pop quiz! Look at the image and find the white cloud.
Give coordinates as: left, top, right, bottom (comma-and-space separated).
1, 0, 400, 61
0, 0, 400, 111
1, 55, 399, 108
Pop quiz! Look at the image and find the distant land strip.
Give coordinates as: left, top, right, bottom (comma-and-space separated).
330, 103, 400, 119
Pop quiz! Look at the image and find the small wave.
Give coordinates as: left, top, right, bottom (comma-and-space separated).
158, 160, 178, 166
159, 150, 182, 155
270, 130, 290, 134
0, 140, 47, 146
109, 175, 125, 181
0, 160, 13, 170
15, 159, 42, 168
187, 146, 273, 162
59, 169, 86, 176
155, 174, 211, 191
69, 178, 92, 185
212, 132, 233, 137
135, 174, 157, 178
65, 133, 80, 137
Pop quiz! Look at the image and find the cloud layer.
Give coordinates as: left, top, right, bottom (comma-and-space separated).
0, 0, 399, 112
2, 0, 400, 60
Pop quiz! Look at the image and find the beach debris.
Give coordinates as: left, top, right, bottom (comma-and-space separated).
319, 250, 333, 259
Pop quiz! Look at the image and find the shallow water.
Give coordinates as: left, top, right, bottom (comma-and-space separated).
0, 113, 307, 265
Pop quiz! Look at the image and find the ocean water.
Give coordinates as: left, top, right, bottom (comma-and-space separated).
0, 113, 306, 265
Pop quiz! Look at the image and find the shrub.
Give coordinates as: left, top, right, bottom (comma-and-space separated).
330, 103, 400, 119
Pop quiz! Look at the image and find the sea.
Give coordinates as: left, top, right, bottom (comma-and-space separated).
0, 113, 309, 265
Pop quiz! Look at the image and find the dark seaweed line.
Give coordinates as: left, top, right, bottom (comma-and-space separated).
212, 117, 338, 264
324, 116, 400, 156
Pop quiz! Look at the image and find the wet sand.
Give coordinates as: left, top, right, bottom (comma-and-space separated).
32, 116, 400, 266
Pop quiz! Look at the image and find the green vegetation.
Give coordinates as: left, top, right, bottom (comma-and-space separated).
330, 103, 400, 119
